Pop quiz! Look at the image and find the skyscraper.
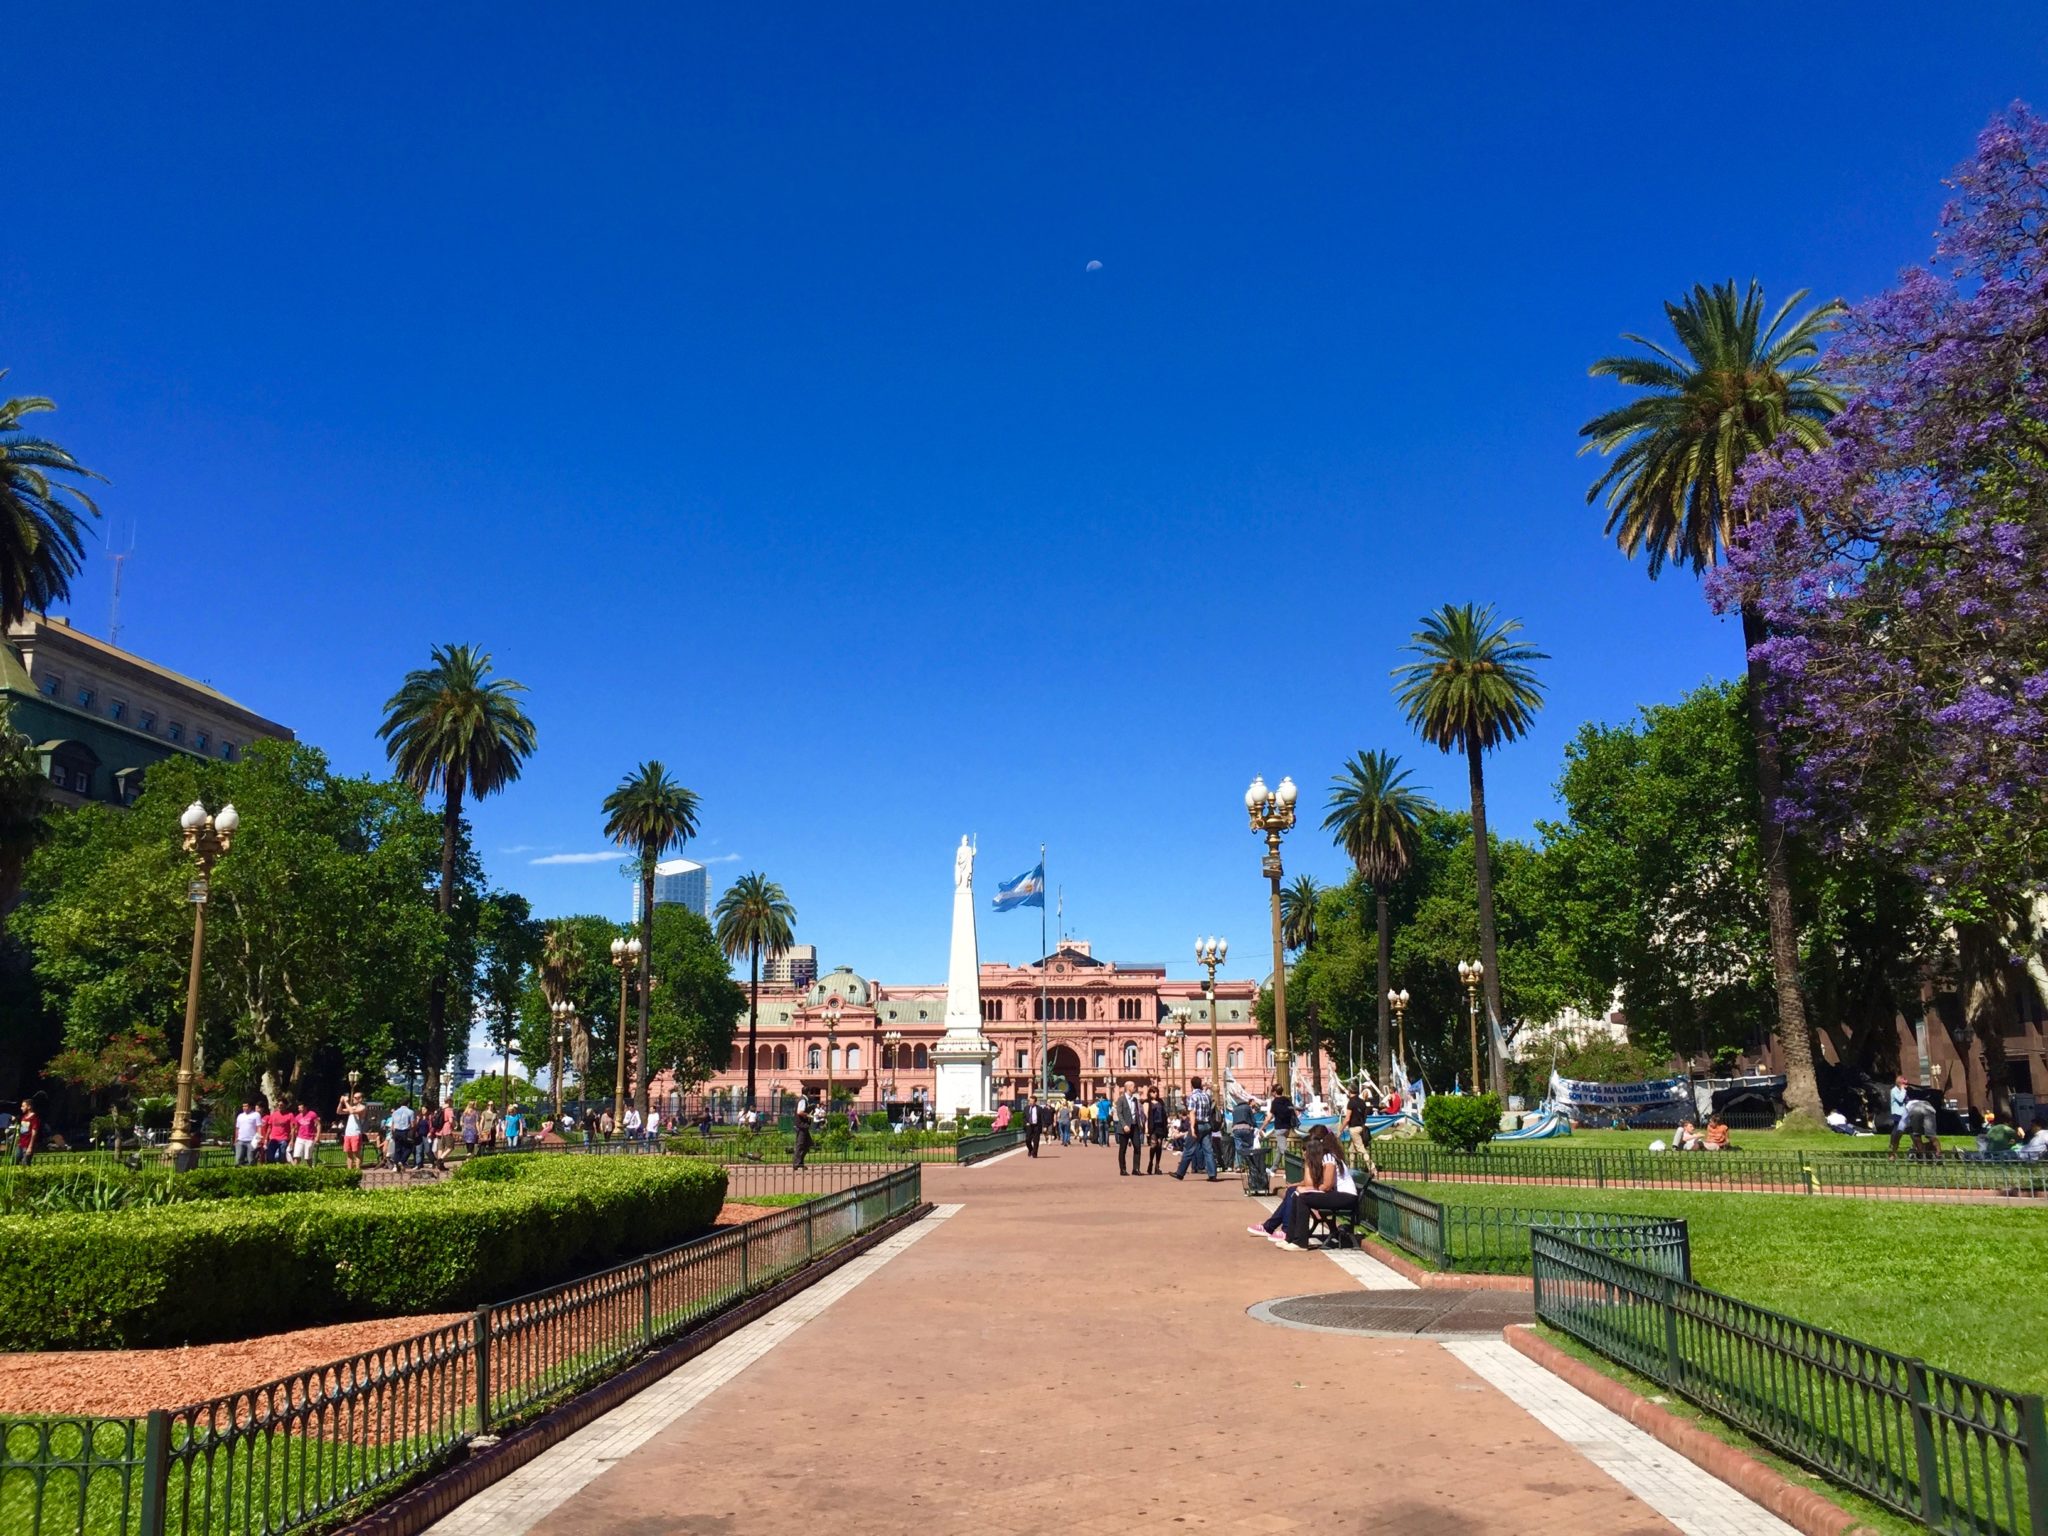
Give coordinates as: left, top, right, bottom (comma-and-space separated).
631, 857, 710, 921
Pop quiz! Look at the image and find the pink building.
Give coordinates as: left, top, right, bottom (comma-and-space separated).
661, 940, 1329, 1108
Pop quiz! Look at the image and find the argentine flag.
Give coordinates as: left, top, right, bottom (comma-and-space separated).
991, 863, 1045, 912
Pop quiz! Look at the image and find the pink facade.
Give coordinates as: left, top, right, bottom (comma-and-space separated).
659, 941, 1330, 1106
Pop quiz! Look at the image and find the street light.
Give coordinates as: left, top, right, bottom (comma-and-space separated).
1387, 989, 1411, 1087
1195, 937, 1227, 1098
1164, 1013, 1187, 1107
551, 998, 577, 1117
608, 935, 642, 1124
884, 1029, 902, 1106
823, 995, 842, 1107
1245, 775, 1298, 1094
168, 800, 237, 1172
1457, 961, 1484, 1093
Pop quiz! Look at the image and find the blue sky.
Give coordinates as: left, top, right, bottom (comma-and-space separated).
6, 6, 2042, 989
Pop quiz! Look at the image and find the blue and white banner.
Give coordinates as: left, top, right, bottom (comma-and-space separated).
1548, 1070, 1693, 1115
991, 863, 1045, 912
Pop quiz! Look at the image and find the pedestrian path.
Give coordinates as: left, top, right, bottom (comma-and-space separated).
449, 1144, 1801, 1534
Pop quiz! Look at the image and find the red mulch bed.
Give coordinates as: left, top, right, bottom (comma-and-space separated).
0, 1205, 774, 1417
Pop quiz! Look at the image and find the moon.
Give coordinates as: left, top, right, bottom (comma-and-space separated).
1085, 259, 1102, 272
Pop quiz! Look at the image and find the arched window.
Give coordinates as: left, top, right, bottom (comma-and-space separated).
1197, 1047, 1211, 1069
1227, 1047, 1243, 1068
846, 1045, 860, 1071
913, 1044, 928, 1069
1122, 1042, 1140, 1069
774, 1045, 789, 1070
755, 1045, 771, 1069
830, 1046, 842, 1070
729, 1045, 744, 1069
807, 1045, 822, 1071
1266, 1046, 1275, 1069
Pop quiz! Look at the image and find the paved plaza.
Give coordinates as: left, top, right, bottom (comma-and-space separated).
431, 1146, 1803, 1535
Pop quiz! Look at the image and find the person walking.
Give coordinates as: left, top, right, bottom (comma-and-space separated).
1887, 1076, 1914, 1158
385, 1099, 415, 1171
478, 1102, 498, 1150
233, 1101, 262, 1165
792, 1096, 813, 1169
1343, 1085, 1372, 1170
292, 1102, 321, 1164
1055, 1101, 1072, 1147
12, 1101, 40, 1166
1022, 1091, 1046, 1157
1145, 1091, 1168, 1174
504, 1102, 524, 1148
262, 1100, 292, 1164
1114, 1080, 1144, 1175
1172, 1077, 1217, 1181
461, 1101, 480, 1157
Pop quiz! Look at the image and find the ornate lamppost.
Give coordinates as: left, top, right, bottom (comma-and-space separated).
1164, 1015, 1186, 1108
884, 1029, 902, 1107
1244, 775, 1298, 1094
1457, 961, 1484, 1093
169, 799, 238, 1172
551, 998, 576, 1118
609, 935, 642, 1123
1387, 988, 1411, 1087
823, 995, 842, 1106
1195, 937, 1226, 1097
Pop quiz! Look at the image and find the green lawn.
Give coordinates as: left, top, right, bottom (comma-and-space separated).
1531, 1125, 1885, 1153
1396, 1180, 2048, 1392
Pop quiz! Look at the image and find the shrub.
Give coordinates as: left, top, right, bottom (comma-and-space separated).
1423, 1093, 1503, 1152
861, 1112, 890, 1132
964, 1115, 994, 1134
0, 1155, 726, 1349
0, 1161, 359, 1214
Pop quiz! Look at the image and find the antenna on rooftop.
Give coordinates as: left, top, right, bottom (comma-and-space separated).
106, 520, 136, 649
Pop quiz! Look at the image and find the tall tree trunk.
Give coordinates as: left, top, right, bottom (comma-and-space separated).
1375, 891, 1392, 1082
1957, 919, 2015, 1113
426, 775, 465, 1110
1466, 739, 1509, 1096
744, 947, 760, 1107
636, 859, 654, 1118
1740, 603, 1823, 1116
501, 1025, 512, 1117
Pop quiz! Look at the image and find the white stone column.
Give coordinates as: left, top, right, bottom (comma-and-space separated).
931, 836, 993, 1119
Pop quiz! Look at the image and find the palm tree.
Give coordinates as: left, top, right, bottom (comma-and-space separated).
1580, 279, 1845, 1117
714, 873, 796, 1109
0, 380, 102, 627
1395, 604, 1545, 1095
1279, 874, 1324, 1093
602, 762, 700, 1116
539, 921, 586, 1108
1324, 750, 1432, 1084
379, 644, 537, 1106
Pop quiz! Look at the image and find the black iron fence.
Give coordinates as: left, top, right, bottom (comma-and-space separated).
1359, 1181, 1692, 1279
1371, 1141, 2048, 1201
0, 1163, 922, 1536
1532, 1227, 2046, 1536
954, 1127, 1026, 1164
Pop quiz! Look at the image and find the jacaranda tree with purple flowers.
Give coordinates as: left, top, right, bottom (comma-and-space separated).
1711, 104, 2048, 1093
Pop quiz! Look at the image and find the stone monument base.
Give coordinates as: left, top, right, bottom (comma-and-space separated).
931, 1039, 994, 1122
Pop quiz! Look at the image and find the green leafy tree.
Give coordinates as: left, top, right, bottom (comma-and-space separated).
1324, 750, 1432, 1081
644, 904, 746, 1094
1395, 605, 1546, 1092
1278, 873, 1324, 1092
602, 762, 699, 1116
378, 644, 537, 1105
713, 872, 795, 1108
517, 915, 619, 1104
1579, 280, 1846, 1116
475, 891, 539, 1111
18, 740, 443, 1112
453, 1073, 534, 1112
0, 378, 101, 626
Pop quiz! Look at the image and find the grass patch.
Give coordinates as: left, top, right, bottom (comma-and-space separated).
730, 1193, 816, 1207
1401, 1180, 2048, 1391
1548, 1126, 1876, 1153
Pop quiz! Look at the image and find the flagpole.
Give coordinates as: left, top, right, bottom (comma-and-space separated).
1038, 842, 1049, 1098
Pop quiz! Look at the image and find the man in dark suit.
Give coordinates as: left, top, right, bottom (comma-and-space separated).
1114, 1080, 1144, 1175
1022, 1092, 1045, 1157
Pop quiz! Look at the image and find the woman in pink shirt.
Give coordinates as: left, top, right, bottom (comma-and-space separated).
292, 1104, 322, 1163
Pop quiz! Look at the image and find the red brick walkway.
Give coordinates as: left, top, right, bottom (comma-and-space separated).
543, 1144, 1681, 1534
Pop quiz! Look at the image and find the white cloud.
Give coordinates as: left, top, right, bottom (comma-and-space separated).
500, 843, 542, 854
703, 852, 742, 864
529, 851, 623, 866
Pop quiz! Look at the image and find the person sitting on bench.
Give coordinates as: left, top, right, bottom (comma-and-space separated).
1248, 1126, 1357, 1250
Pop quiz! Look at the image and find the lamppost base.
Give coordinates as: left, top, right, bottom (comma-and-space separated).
168, 1142, 200, 1174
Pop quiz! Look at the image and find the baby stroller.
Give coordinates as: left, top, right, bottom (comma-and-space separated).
1236, 1123, 1272, 1196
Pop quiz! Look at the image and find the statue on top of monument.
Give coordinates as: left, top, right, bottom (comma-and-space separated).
954, 835, 974, 890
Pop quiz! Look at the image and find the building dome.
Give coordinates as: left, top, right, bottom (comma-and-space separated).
810, 966, 873, 1007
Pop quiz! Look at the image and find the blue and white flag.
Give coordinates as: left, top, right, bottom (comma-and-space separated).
991, 863, 1045, 912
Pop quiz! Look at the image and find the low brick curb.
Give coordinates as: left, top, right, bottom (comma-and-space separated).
1358, 1236, 1532, 1291
1502, 1325, 1879, 1536
338, 1202, 934, 1536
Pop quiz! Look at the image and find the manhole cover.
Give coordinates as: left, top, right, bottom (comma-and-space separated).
1250, 1290, 1533, 1337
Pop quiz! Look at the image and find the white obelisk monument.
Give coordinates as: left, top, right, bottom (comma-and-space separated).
931, 835, 994, 1121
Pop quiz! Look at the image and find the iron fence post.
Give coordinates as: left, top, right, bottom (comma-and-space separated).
137, 1409, 170, 1536
1597, 1154, 1607, 1190
1659, 1276, 1683, 1389
741, 1225, 751, 1291
473, 1306, 493, 1435
1905, 1358, 1943, 1529
1530, 1232, 1545, 1318
2019, 1393, 2048, 1536
642, 1259, 655, 1346
806, 1201, 816, 1259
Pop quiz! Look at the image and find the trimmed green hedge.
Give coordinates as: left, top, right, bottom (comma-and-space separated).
1422, 1093, 1503, 1152
0, 1161, 361, 1213
0, 1155, 727, 1350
